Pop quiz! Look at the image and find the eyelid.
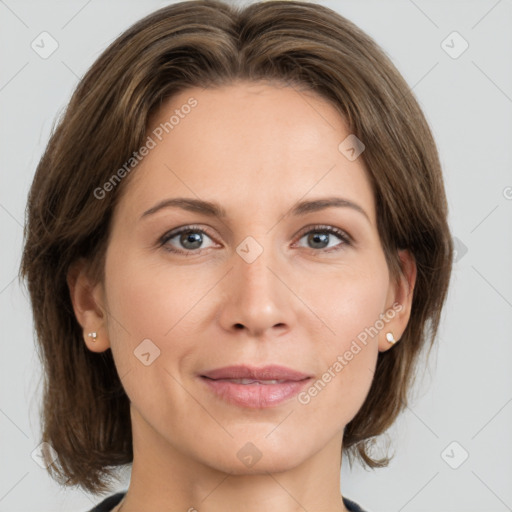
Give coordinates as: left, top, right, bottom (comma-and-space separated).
293, 224, 353, 245
159, 224, 219, 246
159, 223, 353, 254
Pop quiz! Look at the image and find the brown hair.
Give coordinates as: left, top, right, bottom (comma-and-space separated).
19, 0, 453, 494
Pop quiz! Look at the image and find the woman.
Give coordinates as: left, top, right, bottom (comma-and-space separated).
19, 1, 453, 511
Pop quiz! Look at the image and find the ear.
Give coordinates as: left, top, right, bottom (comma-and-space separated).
378, 249, 417, 352
67, 258, 110, 353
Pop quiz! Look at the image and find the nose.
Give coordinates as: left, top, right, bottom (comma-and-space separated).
216, 242, 295, 338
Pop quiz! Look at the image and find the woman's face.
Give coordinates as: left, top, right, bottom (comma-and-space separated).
92, 81, 413, 474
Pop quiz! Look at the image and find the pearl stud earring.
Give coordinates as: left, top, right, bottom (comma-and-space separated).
385, 332, 396, 344
87, 332, 98, 342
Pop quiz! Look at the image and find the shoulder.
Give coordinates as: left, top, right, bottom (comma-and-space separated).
343, 495, 370, 512
86, 491, 126, 512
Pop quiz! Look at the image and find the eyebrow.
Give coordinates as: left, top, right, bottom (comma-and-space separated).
140, 196, 370, 222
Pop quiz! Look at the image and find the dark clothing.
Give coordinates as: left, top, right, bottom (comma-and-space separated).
88, 492, 125, 511
344, 496, 368, 511
88, 491, 368, 511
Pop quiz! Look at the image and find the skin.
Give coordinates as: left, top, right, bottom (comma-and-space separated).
68, 81, 416, 512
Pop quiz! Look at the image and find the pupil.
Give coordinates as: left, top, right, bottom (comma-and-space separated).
309, 232, 328, 249
181, 231, 202, 249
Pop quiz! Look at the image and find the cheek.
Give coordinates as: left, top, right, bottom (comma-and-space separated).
102, 246, 180, 354
103, 244, 220, 378
298, 261, 388, 412
106, 260, 182, 327
304, 256, 390, 344
102, 247, 203, 421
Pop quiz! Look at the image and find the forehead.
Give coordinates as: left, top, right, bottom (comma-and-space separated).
119, 81, 375, 223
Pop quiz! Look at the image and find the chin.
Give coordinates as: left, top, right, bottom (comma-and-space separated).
200, 437, 311, 475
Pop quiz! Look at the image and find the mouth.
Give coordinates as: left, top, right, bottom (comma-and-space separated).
200, 364, 312, 382
202, 377, 300, 385
199, 373, 312, 409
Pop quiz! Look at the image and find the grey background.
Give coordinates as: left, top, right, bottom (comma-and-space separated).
1, 1, 511, 511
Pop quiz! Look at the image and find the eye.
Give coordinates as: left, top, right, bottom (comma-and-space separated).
294, 225, 352, 253
159, 224, 352, 256
159, 225, 217, 255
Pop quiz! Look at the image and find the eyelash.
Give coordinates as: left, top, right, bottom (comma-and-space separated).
158, 224, 352, 256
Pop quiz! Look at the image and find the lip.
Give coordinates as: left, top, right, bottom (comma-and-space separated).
200, 364, 311, 381
199, 365, 312, 409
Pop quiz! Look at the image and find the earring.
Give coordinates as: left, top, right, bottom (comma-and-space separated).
386, 332, 397, 344
87, 332, 98, 342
